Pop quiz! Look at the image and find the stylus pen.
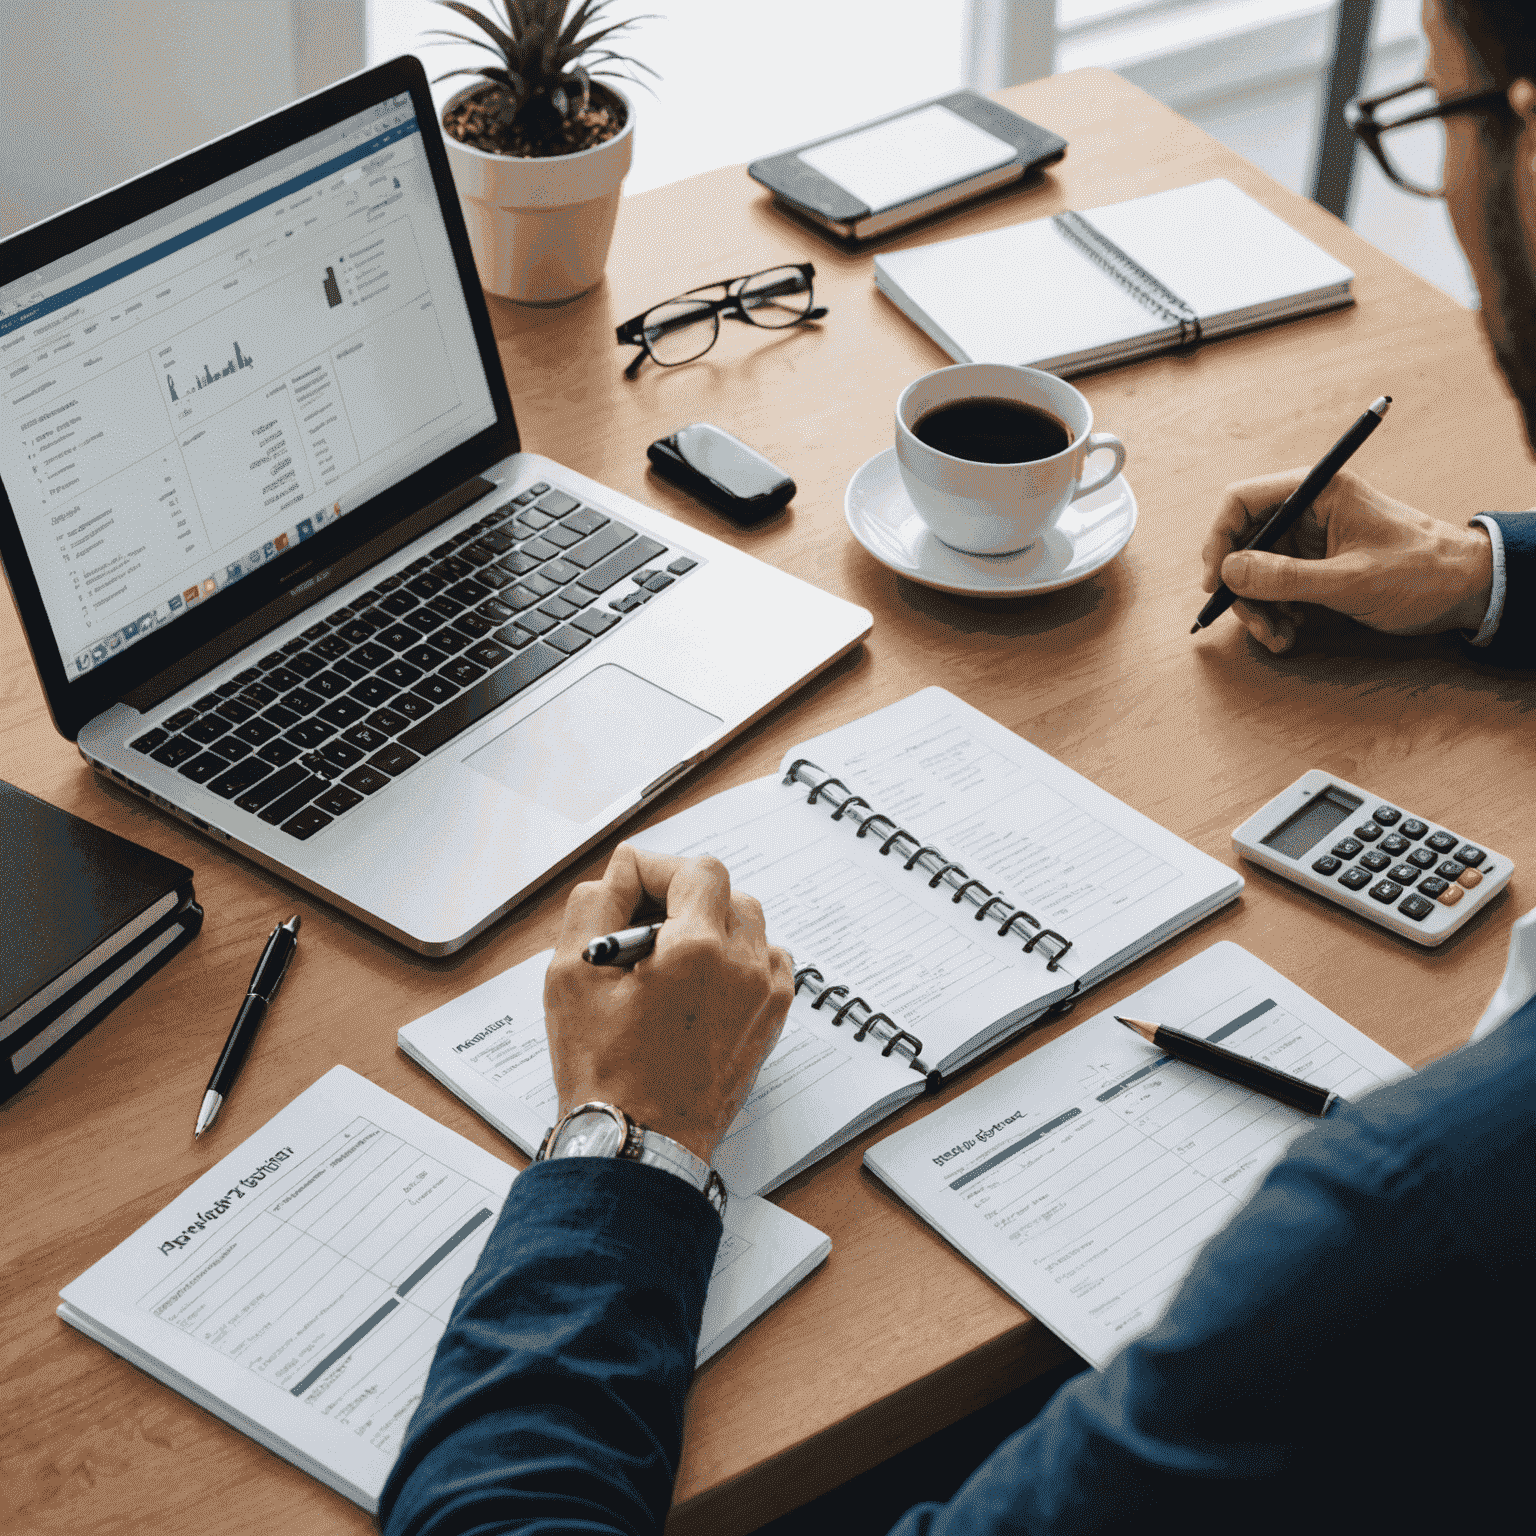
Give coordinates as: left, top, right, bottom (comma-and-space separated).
1191, 394, 1392, 633
194, 915, 301, 1137
1115, 1015, 1344, 1116
583, 921, 666, 967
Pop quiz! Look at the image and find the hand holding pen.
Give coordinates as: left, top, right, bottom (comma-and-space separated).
1197, 398, 1498, 652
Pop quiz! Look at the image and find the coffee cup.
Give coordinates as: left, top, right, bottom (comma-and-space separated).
895, 363, 1126, 556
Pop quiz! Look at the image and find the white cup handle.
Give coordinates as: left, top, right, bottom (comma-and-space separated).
1072, 432, 1126, 501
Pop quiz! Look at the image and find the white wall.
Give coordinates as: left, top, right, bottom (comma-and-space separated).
0, 0, 363, 236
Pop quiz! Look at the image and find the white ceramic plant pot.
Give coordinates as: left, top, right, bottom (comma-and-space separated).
442, 84, 633, 305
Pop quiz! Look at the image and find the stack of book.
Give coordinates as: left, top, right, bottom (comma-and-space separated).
1, 781, 202, 1098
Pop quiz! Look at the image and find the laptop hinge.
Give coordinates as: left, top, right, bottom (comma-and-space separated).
123, 474, 498, 714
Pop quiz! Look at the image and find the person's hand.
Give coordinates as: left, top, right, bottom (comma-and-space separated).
1200, 469, 1494, 653
543, 843, 794, 1165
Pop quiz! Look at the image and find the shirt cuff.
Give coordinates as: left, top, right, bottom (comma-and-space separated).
1467, 514, 1506, 646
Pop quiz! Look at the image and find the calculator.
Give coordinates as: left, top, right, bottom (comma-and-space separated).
1232, 770, 1512, 946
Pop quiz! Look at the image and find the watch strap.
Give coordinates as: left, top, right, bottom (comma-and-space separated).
537, 1101, 728, 1217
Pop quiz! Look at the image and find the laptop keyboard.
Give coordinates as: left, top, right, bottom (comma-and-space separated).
124, 482, 699, 840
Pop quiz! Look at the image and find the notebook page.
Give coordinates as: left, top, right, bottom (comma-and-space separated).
630, 774, 1078, 1077
792, 689, 1241, 992
1084, 178, 1354, 324
874, 215, 1169, 367
864, 943, 1409, 1369
397, 946, 919, 1198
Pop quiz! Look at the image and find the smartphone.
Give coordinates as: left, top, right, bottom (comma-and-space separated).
647, 423, 795, 525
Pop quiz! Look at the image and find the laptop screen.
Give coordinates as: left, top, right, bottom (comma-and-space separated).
0, 87, 498, 685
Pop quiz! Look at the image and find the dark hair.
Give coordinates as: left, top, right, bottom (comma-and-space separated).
1450, 1, 1536, 86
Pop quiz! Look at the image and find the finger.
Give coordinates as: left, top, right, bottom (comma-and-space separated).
1230, 598, 1294, 653
554, 844, 683, 962
1202, 471, 1312, 591
1222, 547, 1364, 613
658, 853, 733, 944
731, 891, 769, 952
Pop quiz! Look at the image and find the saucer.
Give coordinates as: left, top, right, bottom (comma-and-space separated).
844, 448, 1138, 597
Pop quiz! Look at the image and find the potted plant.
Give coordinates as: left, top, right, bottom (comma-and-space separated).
426, 0, 654, 305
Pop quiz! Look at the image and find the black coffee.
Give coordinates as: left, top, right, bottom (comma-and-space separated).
913, 397, 1072, 464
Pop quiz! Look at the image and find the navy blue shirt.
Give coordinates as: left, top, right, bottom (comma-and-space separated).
380, 999, 1536, 1536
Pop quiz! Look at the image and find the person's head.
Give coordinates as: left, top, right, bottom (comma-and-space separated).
1425, 1, 1536, 444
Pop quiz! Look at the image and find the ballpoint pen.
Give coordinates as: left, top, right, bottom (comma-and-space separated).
194, 915, 301, 1137
1115, 1015, 1344, 1116
1191, 395, 1392, 634
583, 921, 665, 966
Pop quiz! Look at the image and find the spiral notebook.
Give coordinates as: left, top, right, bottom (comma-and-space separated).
873, 178, 1354, 376
399, 688, 1241, 1197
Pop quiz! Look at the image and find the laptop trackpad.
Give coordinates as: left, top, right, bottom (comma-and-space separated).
465, 664, 722, 824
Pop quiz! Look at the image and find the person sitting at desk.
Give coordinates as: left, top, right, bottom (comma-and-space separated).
380, 3, 1536, 1533
1203, 0, 1536, 664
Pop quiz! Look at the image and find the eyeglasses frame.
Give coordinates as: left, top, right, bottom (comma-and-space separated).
1344, 78, 1510, 198
617, 262, 827, 378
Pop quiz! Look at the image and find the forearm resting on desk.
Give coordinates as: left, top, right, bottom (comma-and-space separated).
378, 1157, 720, 1536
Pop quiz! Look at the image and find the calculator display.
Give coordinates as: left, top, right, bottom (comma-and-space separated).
1260, 785, 1362, 860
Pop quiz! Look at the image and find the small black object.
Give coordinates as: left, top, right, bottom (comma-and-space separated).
648, 424, 796, 524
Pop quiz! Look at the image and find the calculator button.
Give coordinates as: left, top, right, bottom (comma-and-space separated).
1417, 877, 1449, 899
1438, 885, 1465, 907
1406, 847, 1437, 869
1331, 837, 1363, 859
1425, 831, 1458, 854
1458, 867, 1484, 889
1436, 860, 1465, 881
1399, 819, 1428, 840
1338, 867, 1372, 891
1455, 845, 1486, 867
1388, 864, 1421, 886
1312, 855, 1343, 875
1372, 806, 1401, 825
1399, 894, 1434, 920
1353, 823, 1382, 842
1360, 850, 1392, 873
1379, 833, 1409, 855
1369, 880, 1403, 903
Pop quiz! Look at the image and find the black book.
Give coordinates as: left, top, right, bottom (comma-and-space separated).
1, 781, 201, 1098
748, 90, 1067, 243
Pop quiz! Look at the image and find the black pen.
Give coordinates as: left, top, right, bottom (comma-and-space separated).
1191, 395, 1392, 633
1115, 1015, 1344, 1116
582, 921, 665, 966
194, 914, 301, 1137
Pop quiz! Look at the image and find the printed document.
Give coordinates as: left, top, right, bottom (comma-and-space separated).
59, 1066, 830, 1511
863, 943, 1409, 1368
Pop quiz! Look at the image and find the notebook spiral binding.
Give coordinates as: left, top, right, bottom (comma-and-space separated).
1051, 208, 1202, 348
791, 964, 929, 1074
783, 758, 1077, 976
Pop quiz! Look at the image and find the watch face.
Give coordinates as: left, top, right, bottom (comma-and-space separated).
554, 1109, 626, 1159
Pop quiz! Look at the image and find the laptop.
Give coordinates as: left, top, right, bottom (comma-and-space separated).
0, 58, 871, 955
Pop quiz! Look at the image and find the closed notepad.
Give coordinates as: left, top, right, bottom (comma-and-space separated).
874, 178, 1355, 376
0, 781, 196, 1085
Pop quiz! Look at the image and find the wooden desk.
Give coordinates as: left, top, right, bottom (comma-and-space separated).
4, 68, 1533, 1536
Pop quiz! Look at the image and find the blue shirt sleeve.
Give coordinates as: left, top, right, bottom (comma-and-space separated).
885, 1000, 1536, 1535
378, 1155, 721, 1536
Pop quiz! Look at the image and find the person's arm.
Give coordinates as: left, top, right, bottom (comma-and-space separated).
1198, 469, 1497, 654
378, 846, 793, 1536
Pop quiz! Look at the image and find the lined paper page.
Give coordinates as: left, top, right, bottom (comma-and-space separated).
864, 943, 1408, 1368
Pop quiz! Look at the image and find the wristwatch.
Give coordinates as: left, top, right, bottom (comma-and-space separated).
536, 1100, 728, 1217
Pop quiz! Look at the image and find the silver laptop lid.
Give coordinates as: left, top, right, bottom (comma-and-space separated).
0, 58, 518, 741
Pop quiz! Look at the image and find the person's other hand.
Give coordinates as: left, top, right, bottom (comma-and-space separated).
1200, 469, 1494, 653
544, 843, 794, 1165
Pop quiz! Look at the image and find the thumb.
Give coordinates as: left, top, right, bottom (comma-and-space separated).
1222, 548, 1353, 610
